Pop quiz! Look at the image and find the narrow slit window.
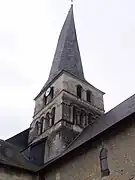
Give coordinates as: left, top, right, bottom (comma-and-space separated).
100, 148, 110, 177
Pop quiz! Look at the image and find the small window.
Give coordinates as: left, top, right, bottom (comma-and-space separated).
86, 90, 91, 102
77, 85, 82, 99
100, 148, 110, 177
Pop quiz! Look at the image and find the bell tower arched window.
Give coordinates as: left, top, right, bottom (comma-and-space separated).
77, 85, 82, 99
51, 107, 55, 125
45, 113, 50, 130
40, 117, 44, 134
43, 87, 54, 106
100, 148, 110, 177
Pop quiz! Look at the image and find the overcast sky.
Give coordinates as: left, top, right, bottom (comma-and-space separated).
0, 0, 135, 139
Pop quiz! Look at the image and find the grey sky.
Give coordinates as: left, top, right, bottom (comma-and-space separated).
0, 0, 135, 139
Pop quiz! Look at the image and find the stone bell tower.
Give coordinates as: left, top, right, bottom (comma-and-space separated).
28, 5, 105, 164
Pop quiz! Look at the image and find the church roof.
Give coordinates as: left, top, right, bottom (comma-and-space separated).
0, 139, 38, 171
6, 128, 30, 151
39, 5, 85, 94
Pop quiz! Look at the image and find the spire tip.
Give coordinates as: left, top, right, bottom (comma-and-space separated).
71, 0, 73, 6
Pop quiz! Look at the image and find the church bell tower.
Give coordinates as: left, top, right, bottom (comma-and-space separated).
28, 5, 105, 164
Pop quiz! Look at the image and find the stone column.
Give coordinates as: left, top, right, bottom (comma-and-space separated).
76, 110, 80, 125
85, 115, 89, 127
70, 106, 74, 123
48, 112, 53, 126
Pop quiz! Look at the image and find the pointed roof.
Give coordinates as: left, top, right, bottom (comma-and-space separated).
43, 5, 85, 89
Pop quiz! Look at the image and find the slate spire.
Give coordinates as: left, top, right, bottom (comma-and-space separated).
45, 5, 85, 87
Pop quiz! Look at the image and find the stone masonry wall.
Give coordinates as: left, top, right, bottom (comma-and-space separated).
0, 166, 38, 180
44, 116, 135, 180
